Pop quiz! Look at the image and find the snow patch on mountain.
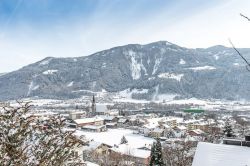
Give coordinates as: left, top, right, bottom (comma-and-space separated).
165, 41, 172, 46
32, 85, 39, 90
189, 66, 216, 71
0, 73, 7, 77
128, 50, 141, 80
152, 56, 163, 75
27, 81, 39, 96
147, 58, 150, 65
67, 81, 74, 87
102, 63, 106, 68
72, 89, 97, 93
140, 59, 147, 75
127, 50, 147, 79
160, 48, 166, 54
39, 58, 52, 66
152, 85, 159, 101
213, 54, 219, 60
119, 88, 149, 98
148, 77, 155, 80
179, 59, 186, 65
156, 94, 178, 102
158, 73, 184, 81
43, 70, 58, 75
233, 63, 239, 66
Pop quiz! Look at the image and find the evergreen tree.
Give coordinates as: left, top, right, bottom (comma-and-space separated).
150, 142, 156, 166
120, 135, 128, 144
149, 138, 164, 166
223, 119, 234, 137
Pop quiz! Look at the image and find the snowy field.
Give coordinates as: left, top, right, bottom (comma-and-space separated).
75, 128, 155, 148
9, 95, 250, 112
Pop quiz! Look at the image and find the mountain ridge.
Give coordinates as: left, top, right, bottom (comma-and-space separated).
0, 41, 250, 101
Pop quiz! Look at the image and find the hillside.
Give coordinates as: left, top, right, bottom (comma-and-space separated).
0, 41, 250, 101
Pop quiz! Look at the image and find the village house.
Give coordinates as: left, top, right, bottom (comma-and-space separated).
149, 128, 164, 138
74, 117, 104, 128
106, 122, 117, 129
181, 119, 202, 131
128, 117, 145, 127
158, 117, 178, 128
81, 125, 107, 132
109, 144, 151, 166
95, 104, 110, 115
98, 115, 118, 124
117, 118, 129, 127
83, 141, 112, 156
69, 111, 86, 120
188, 129, 205, 137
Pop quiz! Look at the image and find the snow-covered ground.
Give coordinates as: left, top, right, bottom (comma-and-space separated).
42, 69, 58, 75
179, 59, 186, 65
75, 128, 154, 148
189, 66, 216, 71
158, 72, 184, 81
9, 92, 250, 112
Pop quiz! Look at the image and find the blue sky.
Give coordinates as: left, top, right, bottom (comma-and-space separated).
0, 0, 249, 72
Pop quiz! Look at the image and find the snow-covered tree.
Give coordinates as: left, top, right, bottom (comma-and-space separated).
150, 138, 164, 166
0, 102, 86, 166
223, 119, 234, 138
163, 141, 194, 166
120, 135, 128, 144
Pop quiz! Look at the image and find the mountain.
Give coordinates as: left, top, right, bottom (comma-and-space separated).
1, 41, 250, 101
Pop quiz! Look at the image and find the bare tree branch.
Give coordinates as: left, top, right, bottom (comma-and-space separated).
240, 13, 250, 21
229, 39, 250, 71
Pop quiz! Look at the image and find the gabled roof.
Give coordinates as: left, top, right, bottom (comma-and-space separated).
82, 125, 106, 130
190, 129, 204, 135
118, 118, 128, 123
192, 142, 250, 166
110, 144, 151, 159
74, 117, 104, 124
98, 115, 115, 121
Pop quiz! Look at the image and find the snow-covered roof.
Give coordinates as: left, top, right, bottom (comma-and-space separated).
176, 125, 187, 130
190, 129, 204, 135
106, 122, 117, 126
74, 117, 104, 124
96, 104, 108, 112
163, 124, 170, 128
118, 118, 128, 123
97, 115, 115, 121
83, 141, 102, 151
192, 142, 250, 166
143, 123, 159, 129
84, 161, 99, 166
82, 125, 106, 130
152, 128, 164, 133
111, 144, 151, 159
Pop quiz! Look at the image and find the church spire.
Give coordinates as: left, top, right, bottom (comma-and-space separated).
91, 95, 96, 115
92, 95, 95, 104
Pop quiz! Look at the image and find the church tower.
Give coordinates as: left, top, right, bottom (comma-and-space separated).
91, 95, 96, 115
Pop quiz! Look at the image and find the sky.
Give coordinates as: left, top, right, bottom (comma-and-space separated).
0, 0, 250, 73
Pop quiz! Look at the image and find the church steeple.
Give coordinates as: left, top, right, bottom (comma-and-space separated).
91, 95, 96, 114
92, 95, 95, 104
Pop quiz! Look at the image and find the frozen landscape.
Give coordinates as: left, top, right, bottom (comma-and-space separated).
1, 0, 250, 166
